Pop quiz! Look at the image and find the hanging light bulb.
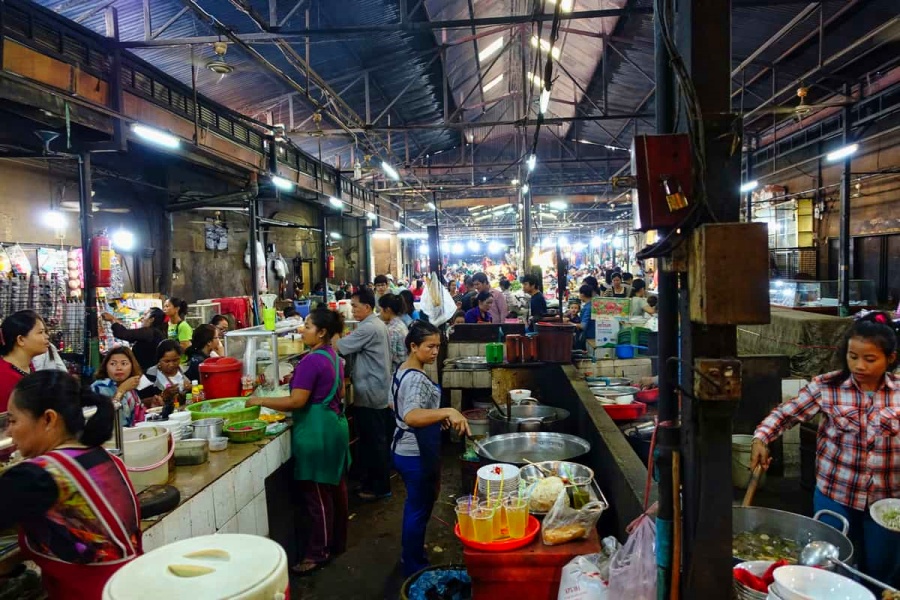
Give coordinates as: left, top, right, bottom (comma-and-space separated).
526, 154, 537, 171
539, 88, 551, 114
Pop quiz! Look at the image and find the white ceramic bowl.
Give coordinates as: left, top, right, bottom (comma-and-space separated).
772, 565, 875, 600
735, 561, 773, 600
208, 436, 228, 452
509, 389, 532, 403
869, 497, 900, 532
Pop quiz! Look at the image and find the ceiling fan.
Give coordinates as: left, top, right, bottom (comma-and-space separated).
743, 85, 853, 119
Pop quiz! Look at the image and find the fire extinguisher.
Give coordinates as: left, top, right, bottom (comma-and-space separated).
327, 253, 335, 279
91, 232, 112, 288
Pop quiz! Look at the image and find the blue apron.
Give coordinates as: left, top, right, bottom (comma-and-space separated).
391, 369, 442, 481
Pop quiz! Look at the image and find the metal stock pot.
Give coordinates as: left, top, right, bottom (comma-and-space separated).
487, 405, 570, 435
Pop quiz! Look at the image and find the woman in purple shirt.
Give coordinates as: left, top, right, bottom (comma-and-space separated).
247, 308, 349, 575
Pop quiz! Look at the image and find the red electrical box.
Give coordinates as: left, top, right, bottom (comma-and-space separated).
630, 133, 694, 231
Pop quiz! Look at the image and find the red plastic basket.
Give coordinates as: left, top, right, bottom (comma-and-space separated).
603, 402, 647, 421
454, 515, 540, 552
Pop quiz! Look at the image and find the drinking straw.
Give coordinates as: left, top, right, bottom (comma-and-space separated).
471, 476, 479, 510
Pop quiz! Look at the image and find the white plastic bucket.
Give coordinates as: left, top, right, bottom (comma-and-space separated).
732, 434, 766, 490
120, 426, 173, 492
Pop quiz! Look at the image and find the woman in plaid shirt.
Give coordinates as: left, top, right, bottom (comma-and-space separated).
752, 311, 900, 583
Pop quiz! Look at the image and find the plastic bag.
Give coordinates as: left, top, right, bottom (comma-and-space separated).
33, 343, 68, 372
542, 487, 606, 546
557, 537, 622, 600
607, 515, 657, 600
419, 273, 456, 327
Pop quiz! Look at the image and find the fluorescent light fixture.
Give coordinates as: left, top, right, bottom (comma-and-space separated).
426, 202, 437, 210
478, 36, 504, 62
398, 232, 428, 240
329, 231, 342, 239
372, 231, 392, 239
381, 161, 400, 180
541, 237, 554, 248
482, 176, 487, 182
557, 235, 569, 247
591, 236, 602, 246
271, 175, 294, 191
329, 196, 343, 208
366, 211, 377, 220
394, 220, 402, 229
613, 237, 624, 249
826, 143, 858, 162
549, 200, 568, 210
510, 179, 520, 185
573, 241, 587, 252
526, 154, 537, 171
530, 36, 561, 60
467, 240, 481, 252
474, 214, 492, 222
539, 88, 551, 114
111, 229, 135, 252
452, 242, 465, 255
418, 244, 429, 255
547, 0, 574, 11
483, 73, 504, 92
131, 123, 180, 149
527, 73, 544, 88
43, 210, 66, 229
739, 180, 759, 193
522, 183, 530, 194
488, 241, 504, 254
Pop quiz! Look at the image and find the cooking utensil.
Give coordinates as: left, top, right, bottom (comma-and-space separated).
487, 405, 570, 436
518, 460, 594, 484
490, 397, 508, 420
742, 465, 764, 507
191, 417, 225, 440
799, 541, 897, 592
732, 507, 854, 564
520, 458, 555, 477
475, 432, 591, 466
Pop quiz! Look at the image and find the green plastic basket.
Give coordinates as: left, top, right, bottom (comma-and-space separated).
187, 398, 261, 425
223, 420, 267, 443
617, 326, 651, 347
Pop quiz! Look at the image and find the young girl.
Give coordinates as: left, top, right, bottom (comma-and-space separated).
138, 340, 189, 403
164, 297, 193, 360
391, 322, 469, 577
91, 347, 147, 427
751, 311, 900, 583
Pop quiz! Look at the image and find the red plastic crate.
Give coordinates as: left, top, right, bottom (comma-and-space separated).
602, 402, 647, 421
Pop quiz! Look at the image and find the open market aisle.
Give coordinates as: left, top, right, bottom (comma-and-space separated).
291, 446, 466, 600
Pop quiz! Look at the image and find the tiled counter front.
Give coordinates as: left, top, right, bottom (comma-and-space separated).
141, 431, 291, 552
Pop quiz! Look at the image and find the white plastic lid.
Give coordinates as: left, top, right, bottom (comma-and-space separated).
104, 534, 285, 599
192, 380, 199, 385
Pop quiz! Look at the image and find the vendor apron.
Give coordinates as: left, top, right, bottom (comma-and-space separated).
18, 450, 141, 600
391, 369, 442, 484
292, 349, 350, 485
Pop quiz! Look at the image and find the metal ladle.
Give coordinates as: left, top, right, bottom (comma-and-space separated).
800, 541, 897, 592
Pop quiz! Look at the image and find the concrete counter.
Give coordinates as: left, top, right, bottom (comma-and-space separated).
141, 430, 291, 551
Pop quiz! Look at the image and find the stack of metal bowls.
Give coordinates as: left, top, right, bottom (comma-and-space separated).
734, 561, 771, 600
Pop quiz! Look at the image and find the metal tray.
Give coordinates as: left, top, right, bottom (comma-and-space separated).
444, 356, 490, 370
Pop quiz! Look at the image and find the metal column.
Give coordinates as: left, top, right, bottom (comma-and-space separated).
248, 197, 260, 325
522, 189, 533, 272
78, 153, 97, 368
838, 84, 852, 317
672, 0, 743, 597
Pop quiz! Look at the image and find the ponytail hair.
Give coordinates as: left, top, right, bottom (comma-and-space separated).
404, 320, 440, 351
825, 310, 899, 383
1, 310, 44, 355
168, 296, 189, 318
12, 371, 114, 448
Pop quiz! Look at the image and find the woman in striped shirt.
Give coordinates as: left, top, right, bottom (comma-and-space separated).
752, 311, 900, 583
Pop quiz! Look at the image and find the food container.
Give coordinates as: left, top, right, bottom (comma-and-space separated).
198, 357, 243, 399
509, 389, 532, 403
485, 342, 504, 364
773, 566, 874, 600
475, 432, 591, 466
732, 506, 853, 565
208, 436, 229, 452
102, 534, 289, 600
223, 420, 267, 443
536, 323, 576, 363
521, 334, 539, 362
615, 344, 648, 359
602, 402, 647, 421
116, 427, 173, 493
187, 398, 260, 424
505, 335, 522, 363
191, 418, 225, 440
868, 498, 900, 532
174, 438, 209, 466
487, 405, 570, 436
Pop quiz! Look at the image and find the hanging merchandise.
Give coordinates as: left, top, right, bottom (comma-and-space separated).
327, 254, 335, 279
106, 252, 125, 299
91, 232, 112, 288
244, 241, 267, 293
273, 254, 288, 280
0, 245, 12, 274
7, 244, 33, 276
67, 248, 84, 299
37, 248, 67, 276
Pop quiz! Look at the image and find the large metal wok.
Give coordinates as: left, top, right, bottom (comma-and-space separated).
475, 432, 590, 466
733, 506, 854, 564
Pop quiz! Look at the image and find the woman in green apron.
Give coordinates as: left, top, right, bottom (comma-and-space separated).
247, 308, 350, 575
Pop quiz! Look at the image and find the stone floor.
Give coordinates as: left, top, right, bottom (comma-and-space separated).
290, 446, 466, 600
